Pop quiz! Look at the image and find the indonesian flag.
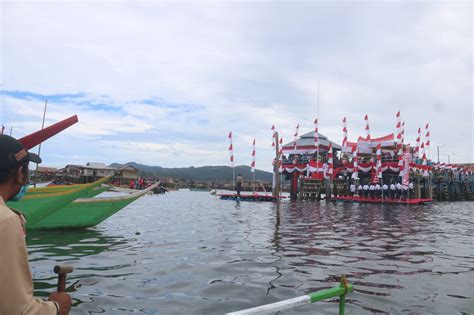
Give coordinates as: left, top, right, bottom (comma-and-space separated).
342, 117, 348, 149
415, 127, 421, 158
374, 143, 382, 183
420, 142, 427, 165
228, 131, 234, 167
352, 146, 359, 178
293, 124, 299, 149
424, 123, 430, 159
364, 114, 371, 141
251, 139, 256, 172
314, 118, 319, 150
271, 125, 276, 147
327, 142, 333, 177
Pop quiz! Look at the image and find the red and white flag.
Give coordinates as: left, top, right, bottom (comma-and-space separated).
352, 146, 359, 178
327, 143, 333, 178
251, 139, 256, 172
420, 142, 427, 165
374, 143, 382, 183
342, 117, 348, 149
271, 125, 276, 147
415, 127, 421, 158
293, 124, 299, 150
364, 114, 371, 141
228, 131, 234, 167
425, 123, 430, 158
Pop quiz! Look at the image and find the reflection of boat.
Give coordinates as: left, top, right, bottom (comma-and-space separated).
334, 195, 432, 205
190, 188, 210, 192
8, 177, 110, 228
219, 193, 285, 202
31, 183, 159, 229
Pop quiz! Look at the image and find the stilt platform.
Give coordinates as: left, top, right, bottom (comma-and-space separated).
334, 195, 432, 205
218, 194, 285, 202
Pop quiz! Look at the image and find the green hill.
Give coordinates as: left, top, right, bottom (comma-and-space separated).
109, 162, 273, 182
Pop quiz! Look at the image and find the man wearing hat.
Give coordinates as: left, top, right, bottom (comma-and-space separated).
0, 135, 71, 315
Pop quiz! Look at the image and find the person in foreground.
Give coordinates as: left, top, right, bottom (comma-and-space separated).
0, 135, 72, 315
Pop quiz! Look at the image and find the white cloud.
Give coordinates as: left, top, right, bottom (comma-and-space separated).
1, 1, 472, 168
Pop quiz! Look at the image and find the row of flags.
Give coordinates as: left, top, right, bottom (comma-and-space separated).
227, 112, 434, 178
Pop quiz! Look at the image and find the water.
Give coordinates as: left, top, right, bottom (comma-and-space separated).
28, 190, 473, 314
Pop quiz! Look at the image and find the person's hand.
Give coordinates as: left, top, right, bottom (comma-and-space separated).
49, 292, 72, 315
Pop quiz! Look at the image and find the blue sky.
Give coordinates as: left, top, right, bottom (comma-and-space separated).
1, 1, 472, 171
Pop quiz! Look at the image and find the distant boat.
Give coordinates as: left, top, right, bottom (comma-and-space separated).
8, 177, 110, 228
30, 183, 159, 229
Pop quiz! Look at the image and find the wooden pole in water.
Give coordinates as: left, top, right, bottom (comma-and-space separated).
273, 131, 281, 197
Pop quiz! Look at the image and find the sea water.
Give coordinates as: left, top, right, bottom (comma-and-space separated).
28, 190, 473, 314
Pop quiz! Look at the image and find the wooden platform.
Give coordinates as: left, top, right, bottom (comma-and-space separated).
218, 194, 285, 202
334, 195, 432, 205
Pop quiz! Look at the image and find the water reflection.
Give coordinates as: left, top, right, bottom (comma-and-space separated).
28, 192, 473, 314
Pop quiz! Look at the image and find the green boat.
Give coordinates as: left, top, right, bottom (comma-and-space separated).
26, 183, 110, 197
30, 183, 159, 229
8, 177, 110, 228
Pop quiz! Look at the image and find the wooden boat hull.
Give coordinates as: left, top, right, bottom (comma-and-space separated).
31, 183, 159, 229
26, 183, 109, 196
7, 177, 110, 228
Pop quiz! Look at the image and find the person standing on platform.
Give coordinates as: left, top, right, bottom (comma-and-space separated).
236, 174, 243, 197
363, 182, 369, 198
382, 182, 388, 199
390, 181, 397, 199
369, 183, 375, 199
396, 182, 402, 199
375, 182, 381, 198
0, 135, 72, 315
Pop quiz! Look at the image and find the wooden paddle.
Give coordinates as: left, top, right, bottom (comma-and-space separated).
54, 265, 73, 292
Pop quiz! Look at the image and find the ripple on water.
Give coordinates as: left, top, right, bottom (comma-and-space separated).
28, 191, 474, 314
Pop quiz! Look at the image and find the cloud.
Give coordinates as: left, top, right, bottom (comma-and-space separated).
1, 1, 472, 169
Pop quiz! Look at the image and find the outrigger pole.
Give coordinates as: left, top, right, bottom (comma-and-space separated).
227, 275, 353, 315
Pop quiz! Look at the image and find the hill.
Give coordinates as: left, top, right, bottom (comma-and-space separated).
109, 162, 274, 182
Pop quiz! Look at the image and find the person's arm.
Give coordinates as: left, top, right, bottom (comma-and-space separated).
0, 215, 58, 315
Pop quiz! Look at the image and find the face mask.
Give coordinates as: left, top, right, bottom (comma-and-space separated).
10, 185, 28, 202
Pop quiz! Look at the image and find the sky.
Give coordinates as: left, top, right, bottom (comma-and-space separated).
1, 1, 472, 171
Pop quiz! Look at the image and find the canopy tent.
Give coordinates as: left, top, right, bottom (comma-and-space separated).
282, 131, 341, 155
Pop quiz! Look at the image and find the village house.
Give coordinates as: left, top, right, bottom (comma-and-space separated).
115, 165, 140, 186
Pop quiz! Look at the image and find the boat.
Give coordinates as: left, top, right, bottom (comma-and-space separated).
30, 182, 159, 229
7, 177, 110, 228
26, 182, 109, 196
19, 115, 79, 150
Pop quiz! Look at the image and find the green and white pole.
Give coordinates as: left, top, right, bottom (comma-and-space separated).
227, 276, 353, 315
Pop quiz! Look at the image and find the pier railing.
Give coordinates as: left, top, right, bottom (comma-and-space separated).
227, 276, 353, 315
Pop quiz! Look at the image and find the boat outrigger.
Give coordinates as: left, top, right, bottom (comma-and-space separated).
8, 177, 110, 228
30, 182, 159, 229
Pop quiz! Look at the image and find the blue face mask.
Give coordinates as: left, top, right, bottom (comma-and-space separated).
10, 185, 28, 202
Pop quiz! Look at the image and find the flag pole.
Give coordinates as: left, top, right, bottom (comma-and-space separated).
35, 99, 48, 187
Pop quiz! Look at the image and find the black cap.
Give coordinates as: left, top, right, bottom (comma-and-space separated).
0, 135, 42, 169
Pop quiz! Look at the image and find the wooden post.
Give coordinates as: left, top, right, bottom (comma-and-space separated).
272, 131, 281, 197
